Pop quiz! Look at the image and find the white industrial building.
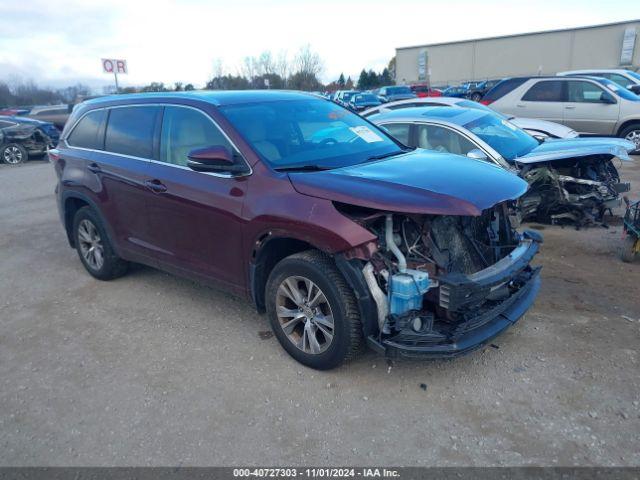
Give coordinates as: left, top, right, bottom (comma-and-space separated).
395, 19, 640, 87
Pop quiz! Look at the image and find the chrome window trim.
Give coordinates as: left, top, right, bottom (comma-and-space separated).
64, 102, 252, 178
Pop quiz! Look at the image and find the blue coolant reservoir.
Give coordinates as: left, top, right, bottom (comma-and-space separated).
388, 269, 431, 315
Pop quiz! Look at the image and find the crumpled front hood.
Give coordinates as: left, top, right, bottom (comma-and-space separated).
288, 150, 529, 216
515, 137, 636, 165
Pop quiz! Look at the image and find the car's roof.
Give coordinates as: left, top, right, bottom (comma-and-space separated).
370, 106, 487, 125
83, 90, 321, 108
558, 69, 633, 74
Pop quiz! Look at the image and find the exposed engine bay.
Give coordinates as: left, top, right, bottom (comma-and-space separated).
516, 155, 629, 227
339, 202, 542, 357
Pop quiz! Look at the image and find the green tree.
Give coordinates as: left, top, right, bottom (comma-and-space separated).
357, 69, 368, 90
380, 68, 392, 86
337, 73, 345, 88
345, 76, 354, 90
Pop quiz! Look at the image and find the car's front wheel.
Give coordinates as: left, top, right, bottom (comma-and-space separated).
265, 250, 364, 370
1, 143, 28, 165
470, 92, 482, 102
72, 206, 129, 280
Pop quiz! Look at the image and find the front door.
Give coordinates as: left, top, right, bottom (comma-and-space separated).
144, 105, 248, 289
562, 80, 620, 135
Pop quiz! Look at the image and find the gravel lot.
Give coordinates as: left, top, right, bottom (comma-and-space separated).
0, 158, 639, 467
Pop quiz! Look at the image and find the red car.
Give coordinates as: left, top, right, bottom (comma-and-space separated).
51, 91, 540, 369
410, 85, 442, 98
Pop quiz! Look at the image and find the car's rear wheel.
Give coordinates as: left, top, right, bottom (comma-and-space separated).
72, 206, 128, 280
620, 123, 640, 154
1, 143, 28, 164
470, 92, 482, 102
265, 250, 364, 370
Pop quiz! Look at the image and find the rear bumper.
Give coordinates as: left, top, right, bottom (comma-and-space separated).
368, 230, 542, 359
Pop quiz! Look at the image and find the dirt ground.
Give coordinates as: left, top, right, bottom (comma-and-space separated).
0, 157, 638, 467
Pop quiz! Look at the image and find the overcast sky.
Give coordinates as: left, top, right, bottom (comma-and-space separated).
0, 0, 636, 91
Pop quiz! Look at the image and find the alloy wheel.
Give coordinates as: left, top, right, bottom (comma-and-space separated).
275, 276, 334, 354
3, 146, 24, 164
625, 129, 640, 149
77, 219, 104, 271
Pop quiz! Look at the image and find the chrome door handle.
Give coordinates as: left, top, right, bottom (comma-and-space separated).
87, 163, 101, 173
144, 179, 167, 193
565, 106, 576, 109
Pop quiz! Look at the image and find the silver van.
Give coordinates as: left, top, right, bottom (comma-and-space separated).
486, 76, 640, 151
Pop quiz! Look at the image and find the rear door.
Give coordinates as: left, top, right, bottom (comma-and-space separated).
92, 105, 160, 261
562, 80, 620, 135
144, 104, 248, 288
514, 80, 565, 123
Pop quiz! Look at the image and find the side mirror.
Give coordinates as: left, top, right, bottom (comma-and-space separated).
628, 84, 640, 95
186, 146, 247, 173
600, 92, 616, 104
466, 148, 489, 161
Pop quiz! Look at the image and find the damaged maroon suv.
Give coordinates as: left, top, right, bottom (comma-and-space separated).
52, 91, 542, 369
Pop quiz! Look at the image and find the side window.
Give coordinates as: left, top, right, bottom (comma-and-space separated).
67, 109, 106, 150
522, 81, 564, 102
160, 106, 233, 166
0, 120, 17, 128
105, 106, 160, 158
380, 123, 411, 145
566, 81, 607, 103
416, 124, 477, 156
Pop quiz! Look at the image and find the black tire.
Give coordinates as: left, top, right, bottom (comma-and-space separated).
1, 143, 28, 165
265, 250, 364, 370
72, 206, 129, 280
470, 92, 482, 102
620, 235, 638, 263
619, 123, 640, 154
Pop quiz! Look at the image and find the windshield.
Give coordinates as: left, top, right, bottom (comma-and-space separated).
463, 113, 538, 160
598, 78, 640, 101
387, 86, 412, 95
220, 99, 404, 169
342, 92, 357, 101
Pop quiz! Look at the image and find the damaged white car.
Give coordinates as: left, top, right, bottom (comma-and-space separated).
369, 106, 635, 226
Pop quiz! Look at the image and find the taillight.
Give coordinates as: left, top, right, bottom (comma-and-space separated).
480, 99, 492, 105
48, 148, 60, 163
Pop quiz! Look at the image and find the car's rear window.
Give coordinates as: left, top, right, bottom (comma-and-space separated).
483, 78, 528, 102
67, 109, 106, 150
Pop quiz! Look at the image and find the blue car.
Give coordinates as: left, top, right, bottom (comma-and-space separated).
442, 85, 470, 98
